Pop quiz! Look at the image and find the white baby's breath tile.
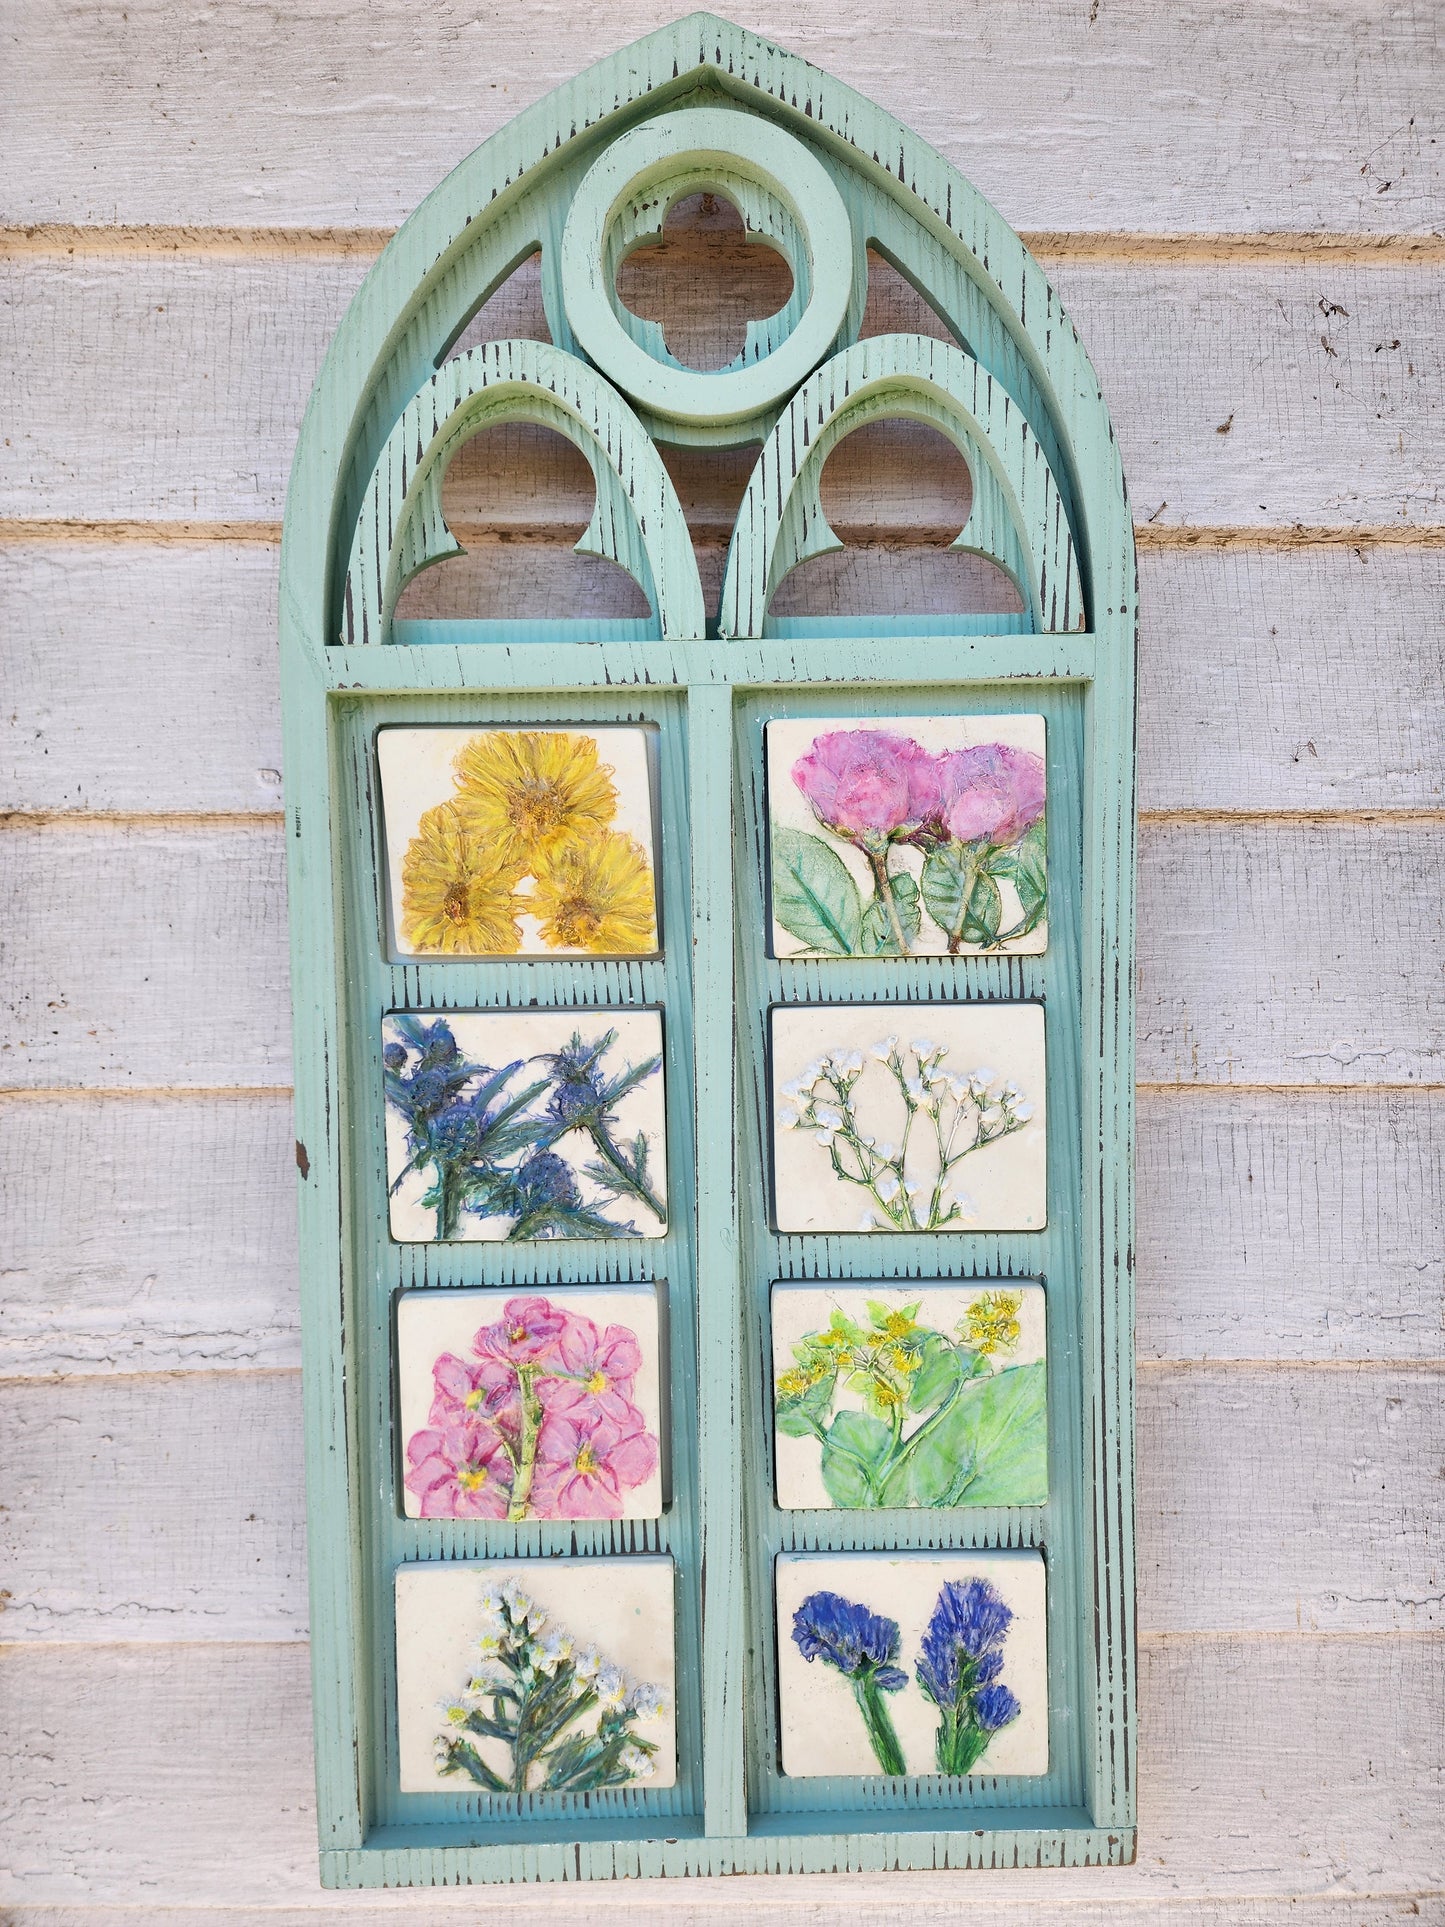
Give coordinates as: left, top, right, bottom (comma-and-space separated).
770, 1004, 1046, 1233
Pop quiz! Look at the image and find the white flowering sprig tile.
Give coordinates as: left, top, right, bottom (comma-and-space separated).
770, 1004, 1046, 1233
772, 1282, 1046, 1509
776, 1550, 1047, 1778
384, 1009, 668, 1242
398, 1285, 664, 1522
377, 724, 660, 959
766, 715, 1047, 959
396, 1559, 677, 1794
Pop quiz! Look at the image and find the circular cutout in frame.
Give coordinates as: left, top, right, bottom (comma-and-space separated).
560, 106, 855, 439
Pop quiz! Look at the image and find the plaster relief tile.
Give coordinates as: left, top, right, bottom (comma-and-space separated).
776, 1549, 1048, 1779
765, 715, 1047, 959
398, 1284, 664, 1522
770, 1003, 1046, 1233
396, 1558, 677, 1794
772, 1281, 1046, 1510
378, 724, 661, 960
384, 1008, 668, 1243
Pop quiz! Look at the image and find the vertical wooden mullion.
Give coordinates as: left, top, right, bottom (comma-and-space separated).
688, 680, 746, 1838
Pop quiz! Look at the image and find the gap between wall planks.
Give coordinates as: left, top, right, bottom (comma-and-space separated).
3, 7, 1442, 1913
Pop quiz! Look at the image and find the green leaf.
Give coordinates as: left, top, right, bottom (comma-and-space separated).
906, 1332, 964, 1412
994, 816, 1047, 936
820, 1409, 894, 1507
775, 1361, 838, 1437
909, 1359, 1048, 1506
770, 826, 863, 955
858, 869, 922, 955
921, 846, 1003, 949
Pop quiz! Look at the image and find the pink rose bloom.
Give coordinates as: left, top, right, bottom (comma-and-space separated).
791, 730, 942, 848
937, 744, 1046, 847
544, 1315, 643, 1422
474, 1294, 568, 1367
428, 1349, 518, 1427
404, 1418, 514, 1519
529, 1405, 659, 1519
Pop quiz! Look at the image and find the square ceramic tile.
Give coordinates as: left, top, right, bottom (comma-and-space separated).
765, 716, 1047, 959
770, 1004, 1046, 1233
398, 1284, 665, 1521
772, 1281, 1046, 1509
395, 1558, 677, 1794
775, 1550, 1047, 1779
384, 1008, 668, 1242
377, 724, 660, 959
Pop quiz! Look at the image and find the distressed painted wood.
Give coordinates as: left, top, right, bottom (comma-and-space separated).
3, 1364, 1440, 1642
3, 254, 1443, 531
5, 1, 1441, 237
2, 1638, 1441, 1905
6, 541, 1445, 817
6, 1089, 1443, 1381
275, 13, 1135, 1881
7, 819, 1442, 1092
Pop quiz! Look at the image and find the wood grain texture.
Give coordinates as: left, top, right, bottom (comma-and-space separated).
9, 1907, 1442, 1927
2, 1637, 1440, 1903
3, 1, 1440, 237
5, 1089, 1441, 1378
4, 1904, 1440, 1927
1135, 1089, 1445, 1363
0, 1093, 298, 1375
3, 1364, 1437, 1641
5, 541, 1443, 816
3, 255, 1441, 530
4, 818, 1439, 1091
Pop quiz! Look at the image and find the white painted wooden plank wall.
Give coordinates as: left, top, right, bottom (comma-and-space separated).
1, 4, 1441, 1921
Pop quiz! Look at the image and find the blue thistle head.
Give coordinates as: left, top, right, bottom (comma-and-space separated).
791, 1591, 906, 1691
511, 1150, 581, 1213
542, 1030, 614, 1125
383, 1019, 473, 1128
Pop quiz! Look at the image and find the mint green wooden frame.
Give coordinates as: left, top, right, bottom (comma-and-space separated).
280, 12, 1136, 1886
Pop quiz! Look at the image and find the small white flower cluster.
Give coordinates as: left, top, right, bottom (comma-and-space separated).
776, 1049, 865, 1143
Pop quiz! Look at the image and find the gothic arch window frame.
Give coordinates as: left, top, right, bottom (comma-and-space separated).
281, 10, 1136, 1886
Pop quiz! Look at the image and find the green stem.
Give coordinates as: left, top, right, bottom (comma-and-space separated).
506, 1368, 544, 1522
866, 847, 910, 954
853, 1668, 906, 1775
945, 853, 982, 955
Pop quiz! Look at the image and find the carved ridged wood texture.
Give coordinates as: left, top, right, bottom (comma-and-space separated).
274, 11, 1136, 1885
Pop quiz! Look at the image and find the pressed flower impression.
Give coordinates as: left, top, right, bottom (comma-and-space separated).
775, 1550, 1047, 1778
765, 715, 1047, 958
377, 724, 660, 959
395, 1559, 677, 1793
770, 1003, 1046, 1233
398, 1285, 664, 1521
384, 1009, 668, 1242
772, 1283, 1046, 1509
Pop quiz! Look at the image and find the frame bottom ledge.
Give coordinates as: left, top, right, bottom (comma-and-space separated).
324, 1814, 1133, 1886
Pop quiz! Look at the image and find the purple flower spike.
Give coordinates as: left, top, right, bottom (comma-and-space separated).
937, 744, 1046, 848
791, 730, 942, 849
792, 1590, 907, 1691
917, 1576, 1014, 1706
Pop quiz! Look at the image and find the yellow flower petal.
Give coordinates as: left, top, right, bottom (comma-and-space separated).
451, 729, 618, 869
399, 803, 523, 955
525, 828, 657, 955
